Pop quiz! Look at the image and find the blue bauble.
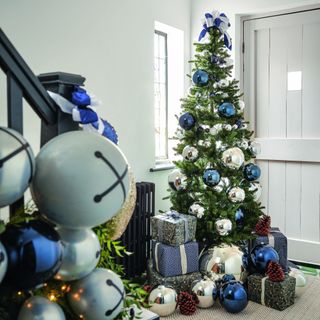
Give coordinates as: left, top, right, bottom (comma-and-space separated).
211, 55, 224, 64
192, 70, 209, 87
1, 220, 63, 289
218, 102, 236, 118
243, 163, 261, 181
222, 274, 236, 283
179, 112, 195, 130
235, 208, 245, 230
203, 169, 220, 187
251, 244, 279, 273
219, 281, 248, 313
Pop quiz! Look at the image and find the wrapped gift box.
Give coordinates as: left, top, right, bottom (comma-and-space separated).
147, 260, 202, 293
253, 227, 288, 271
152, 240, 199, 277
248, 274, 296, 311
151, 211, 197, 246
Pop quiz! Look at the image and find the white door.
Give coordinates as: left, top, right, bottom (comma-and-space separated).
243, 8, 320, 265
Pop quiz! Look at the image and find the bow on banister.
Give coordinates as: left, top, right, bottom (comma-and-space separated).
198, 11, 232, 50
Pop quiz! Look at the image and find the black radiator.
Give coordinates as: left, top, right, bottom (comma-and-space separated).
120, 182, 155, 278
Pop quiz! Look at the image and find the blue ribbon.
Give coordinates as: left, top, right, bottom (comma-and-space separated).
198, 11, 232, 50
72, 87, 91, 106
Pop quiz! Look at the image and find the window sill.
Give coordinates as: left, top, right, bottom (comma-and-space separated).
150, 162, 175, 172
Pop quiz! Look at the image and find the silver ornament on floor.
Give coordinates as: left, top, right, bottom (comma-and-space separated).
192, 278, 217, 308
189, 203, 205, 219
55, 228, 101, 281
148, 285, 177, 317
249, 182, 262, 201
238, 100, 245, 112
222, 147, 245, 169
228, 187, 245, 203
215, 219, 232, 236
0, 127, 35, 208
17, 296, 65, 320
182, 145, 198, 161
213, 177, 230, 193
249, 141, 261, 156
68, 268, 125, 320
289, 268, 307, 297
168, 169, 187, 191
0, 242, 8, 284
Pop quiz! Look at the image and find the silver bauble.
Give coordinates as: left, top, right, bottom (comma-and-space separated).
221, 93, 229, 99
192, 278, 217, 308
0, 242, 8, 284
215, 219, 232, 236
55, 228, 101, 281
0, 127, 35, 208
222, 147, 245, 169
223, 124, 232, 131
249, 141, 261, 156
238, 100, 245, 112
228, 187, 245, 203
210, 124, 223, 135
198, 140, 211, 148
198, 124, 211, 133
289, 268, 307, 297
218, 79, 229, 87
168, 169, 187, 191
215, 140, 227, 152
175, 130, 184, 140
232, 124, 238, 130
238, 140, 249, 150
248, 182, 262, 201
213, 177, 230, 193
148, 285, 177, 317
31, 131, 130, 229
188, 203, 205, 219
17, 297, 65, 320
182, 145, 198, 161
68, 268, 125, 320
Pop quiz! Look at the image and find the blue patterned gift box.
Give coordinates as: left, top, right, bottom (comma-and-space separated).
152, 240, 199, 277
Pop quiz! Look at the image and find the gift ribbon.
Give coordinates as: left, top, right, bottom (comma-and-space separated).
154, 242, 160, 273
261, 276, 268, 306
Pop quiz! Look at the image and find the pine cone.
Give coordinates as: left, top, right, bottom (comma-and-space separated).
255, 215, 271, 236
267, 261, 285, 282
178, 292, 198, 315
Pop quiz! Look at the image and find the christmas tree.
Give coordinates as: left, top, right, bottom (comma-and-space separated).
169, 11, 264, 246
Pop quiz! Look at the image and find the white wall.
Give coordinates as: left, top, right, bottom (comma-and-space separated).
0, 0, 191, 216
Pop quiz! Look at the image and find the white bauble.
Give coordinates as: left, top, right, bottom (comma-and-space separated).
189, 203, 205, 218
222, 147, 245, 169
238, 100, 245, 112
249, 182, 262, 201
215, 219, 232, 236
182, 145, 198, 161
228, 187, 245, 203
249, 141, 262, 156
31, 131, 130, 229
289, 268, 307, 297
168, 169, 187, 191
210, 124, 223, 135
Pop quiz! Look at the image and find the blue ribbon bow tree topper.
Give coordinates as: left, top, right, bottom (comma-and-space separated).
198, 11, 232, 50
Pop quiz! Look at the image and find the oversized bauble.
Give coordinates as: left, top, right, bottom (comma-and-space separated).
249, 182, 262, 201
191, 278, 217, 308
203, 169, 220, 187
1, 220, 63, 289
222, 147, 245, 169
68, 268, 125, 320
235, 208, 245, 230
55, 228, 101, 281
228, 187, 245, 203
215, 219, 232, 236
168, 169, 187, 191
179, 112, 195, 130
148, 285, 177, 317
17, 296, 66, 320
0, 127, 35, 208
182, 145, 198, 161
188, 203, 205, 219
31, 131, 129, 229
289, 268, 307, 297
218, 102, 236, 118
251, 244, 279, 273
249, 141, 261, 156
243, 163, 261, 181
219, 281, 248, 313
0, 241, 8, 284
192, 70, 209, 86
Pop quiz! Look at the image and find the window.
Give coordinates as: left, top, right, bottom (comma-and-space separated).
153, 22, 184, 169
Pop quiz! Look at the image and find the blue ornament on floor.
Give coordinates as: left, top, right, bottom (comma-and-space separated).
219, 281, 248, 313
243, 163, 261, 181
218, 102, 236, 118
251, 244, 279, 273
192, 70, 209, 86
203, 169, 220, 187
235, 208, 245, 230
222, 274, 236, 283
179, 112, 195, 130
1, 220, 63, 289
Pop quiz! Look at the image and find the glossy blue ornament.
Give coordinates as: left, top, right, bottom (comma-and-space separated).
203, 169, 220, 187
235, 208, 245, 230
251, 244, 279, 273
72, 88, 91, 106
219, 281, 248, 313
192, 70, 209, 87
179, 112, 195, 130
243, 163, 261, 181
1, 220, 63, 289
222, 274, 236, 283
218, 102, 236, 118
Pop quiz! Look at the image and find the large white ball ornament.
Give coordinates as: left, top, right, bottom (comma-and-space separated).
68, 268, 125, 320
0, 242, 8, 284
55, 228, 101, 281
0, 127, 35, 208
222, 147, 244, 170
31, 131, 130, 229
17, 296, 66, 320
